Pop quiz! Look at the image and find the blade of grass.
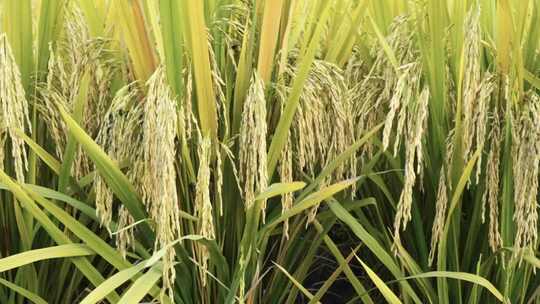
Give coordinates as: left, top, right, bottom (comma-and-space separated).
36, 0, 65, 74
357, 256, 402, 304
77, 0, 105, 37
367, 12, 399, 73
257, 0, 285, 84
308, 245, 362, 304
402, 272, 505, 303
264, 178, 359, 231
20, 183, 170, 301
254, 182, 306, 201
14, 129, 61, 174
159, 0, 184, 97
297, 123, 383, 201
328, 199, 422, 303
0, 278, 47, 304
0, 245, 94, 272
2, 0, 34, 91
524, 69, 540, 90
79, 243, 178, 304
0, 169, 120, 303
80, 263, 152, 304
117, 264, 164, 304
437, 149, 481, 304
273, 262, 318, 303
111, 0, 157, 81
496, 0, 513, 75
181, 0, 218, 138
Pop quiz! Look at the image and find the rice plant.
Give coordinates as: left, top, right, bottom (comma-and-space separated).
0, 0, 539, 303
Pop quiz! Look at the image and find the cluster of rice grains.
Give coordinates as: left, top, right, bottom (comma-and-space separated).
138, 68, 182, 296
40, 7, 115, 179
512, 93, 540, 258
96, 71, 184, 298
0, 34, 31, 182
6, 1, 539, 301
276, 55, 371, 227
239, 74, 268, 214
361, 16, 429, 250
379, 9, 540, 264
34, 5, 203, 299
215, 5, 540, 285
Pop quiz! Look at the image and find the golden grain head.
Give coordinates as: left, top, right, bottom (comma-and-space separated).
512, 93, 540, 258
195, 135, 215, 285
137, 67, 181, 298
483, 111, 503, 252
239, 73, 268, 213
0, 34, 31, 182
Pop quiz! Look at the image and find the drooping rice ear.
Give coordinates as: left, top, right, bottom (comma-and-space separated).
512, 93, 540, 260
461, 9, 482, 157
367, 16, 433, 246
239, 73, 268, 217
482, 109, 503, 253
429, 168, 448, 265
0, 34, 32, 182
138, 67, 181, 298
214, 141, 226, 217
425, 126, 457, 261
116, 206, 135, 258
94, 84, 142, 233
208, 39, 229, 137
345, 50, 380, 163
39, 5, 115, 180
391, 83, 429, 245
460, 9, 496, 185
183, 65, 194, 140
279, 133, 293, 239
288, 59, 356, 190
194, 135, 215, 286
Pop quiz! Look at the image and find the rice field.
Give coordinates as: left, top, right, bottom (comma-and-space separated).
0, 0, 539, 303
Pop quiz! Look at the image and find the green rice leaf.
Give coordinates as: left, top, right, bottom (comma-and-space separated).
328, 199, 422, 303
357, 257, 402, 304
265, 178, 359, 229
0, 169, 120, 303
0, 278, 47, 304
79, 244, 175, 304
14, 128, 61, 174
402, 272, 505, 302
0, 244, 94, 272
254, 182, 306, 201
117, 264, 164, 304
273, 262, 318, 303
